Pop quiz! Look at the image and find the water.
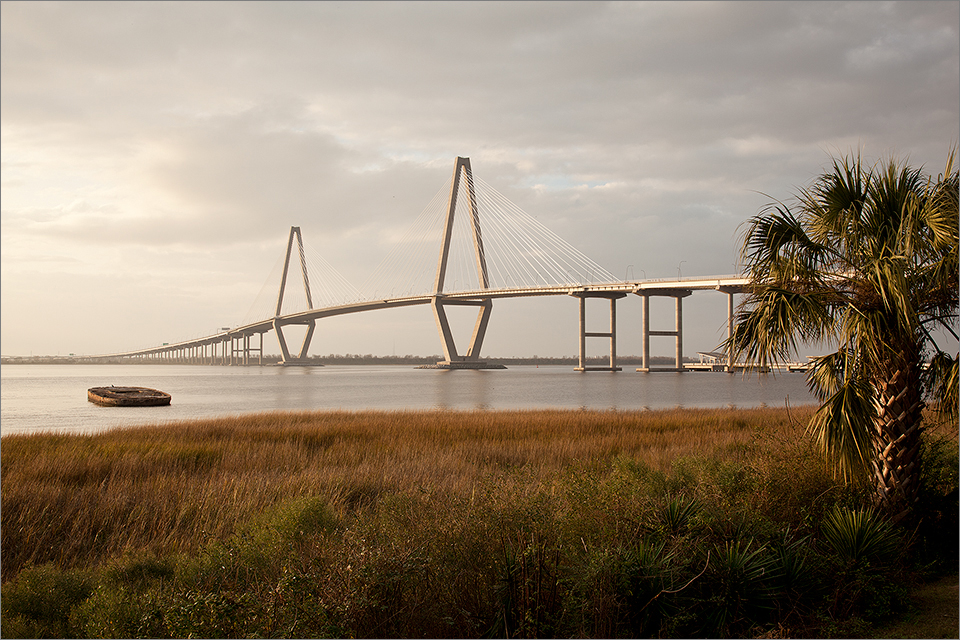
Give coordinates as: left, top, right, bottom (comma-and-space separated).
0, 364, 818, 436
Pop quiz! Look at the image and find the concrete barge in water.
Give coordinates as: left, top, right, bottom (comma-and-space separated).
87, 386, 171, 407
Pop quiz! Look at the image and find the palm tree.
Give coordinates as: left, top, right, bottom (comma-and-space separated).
728, 150, 958, 524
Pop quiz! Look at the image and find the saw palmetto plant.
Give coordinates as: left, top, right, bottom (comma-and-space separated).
729, 150, 959, 524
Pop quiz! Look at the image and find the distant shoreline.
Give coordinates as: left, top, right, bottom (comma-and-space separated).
1, 354, 691, 366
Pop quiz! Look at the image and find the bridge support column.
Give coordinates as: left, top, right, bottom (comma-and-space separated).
720, 288, 736, 373
572, 292, 625, 372
255, 332, 264, 366
430, 297, 500, 369
636, 289, 692, 372
275, 321, 292, 364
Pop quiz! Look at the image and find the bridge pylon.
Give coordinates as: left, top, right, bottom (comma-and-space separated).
430, 157, 501, 369
274, 226, 318, 365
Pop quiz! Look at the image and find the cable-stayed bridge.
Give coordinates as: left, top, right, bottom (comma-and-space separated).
96, 157, 749, 371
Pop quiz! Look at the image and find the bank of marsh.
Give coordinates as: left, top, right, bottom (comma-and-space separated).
2, 407, 956, 638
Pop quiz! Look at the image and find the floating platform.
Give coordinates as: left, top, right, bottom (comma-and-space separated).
87, 386, 171, 407
273, 362, 325, 367
416, 362, 507, 370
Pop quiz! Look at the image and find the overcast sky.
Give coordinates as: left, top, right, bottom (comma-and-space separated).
2, 1, 958, 360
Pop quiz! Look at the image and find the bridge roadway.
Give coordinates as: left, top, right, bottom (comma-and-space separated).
96, 276, 751, 371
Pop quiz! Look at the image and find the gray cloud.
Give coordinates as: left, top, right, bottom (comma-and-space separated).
2, 1, 957, 357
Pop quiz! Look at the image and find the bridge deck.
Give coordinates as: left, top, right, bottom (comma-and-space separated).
93, 277, 749, 360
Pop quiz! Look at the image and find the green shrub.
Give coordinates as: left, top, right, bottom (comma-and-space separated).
768, 529, 816, 621
174, 494, 336, 592
487, 530, 567, 638
658, 495, 701, 537
580, 539, 681, 638
691, 539, 781, 637
71, 584, 165, 638
161, 588, 263, 638
0, 564, 93, 638
820, 507, 911, 624
260, 494, 339, 542
913, 431, 960, 574
821, 507, 900, 567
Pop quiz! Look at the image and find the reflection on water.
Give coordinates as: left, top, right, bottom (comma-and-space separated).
1, 364, 818, 436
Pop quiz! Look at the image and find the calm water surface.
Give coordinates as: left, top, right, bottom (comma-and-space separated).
1, 364, 818, 436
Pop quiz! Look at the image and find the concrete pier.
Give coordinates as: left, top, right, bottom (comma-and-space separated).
636, 289, 691, 372
573, 292, 625, 371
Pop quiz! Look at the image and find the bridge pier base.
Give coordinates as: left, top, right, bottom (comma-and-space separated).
431, 297, 500, 368
274, 318, 318, 365
572, 292, 625, 372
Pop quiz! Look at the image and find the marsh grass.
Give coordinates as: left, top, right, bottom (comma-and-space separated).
1, 407, 811, 575
2, 407, 956, 638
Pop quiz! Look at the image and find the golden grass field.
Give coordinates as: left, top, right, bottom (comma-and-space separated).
2, 406, 818, 576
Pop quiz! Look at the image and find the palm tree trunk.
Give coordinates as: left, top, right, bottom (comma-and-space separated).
871, 352, 924, 524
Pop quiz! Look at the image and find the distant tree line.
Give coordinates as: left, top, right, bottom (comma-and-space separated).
310, 354, 688, 366
1, 354, 689, 366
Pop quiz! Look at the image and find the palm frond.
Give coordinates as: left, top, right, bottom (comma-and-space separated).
926, 150, 959, 252
911, 255, 959, 323
839, 304, 913, 371
800, 153, 868, 248
821, 507, 900, 566
728, 287, 834, 368
865, 159, 927, 255
924, 351, 959, 423
805, 349, 856, 402
862, 255, 916, 335
740, 204, 834, 284
807, 373, 875, 483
